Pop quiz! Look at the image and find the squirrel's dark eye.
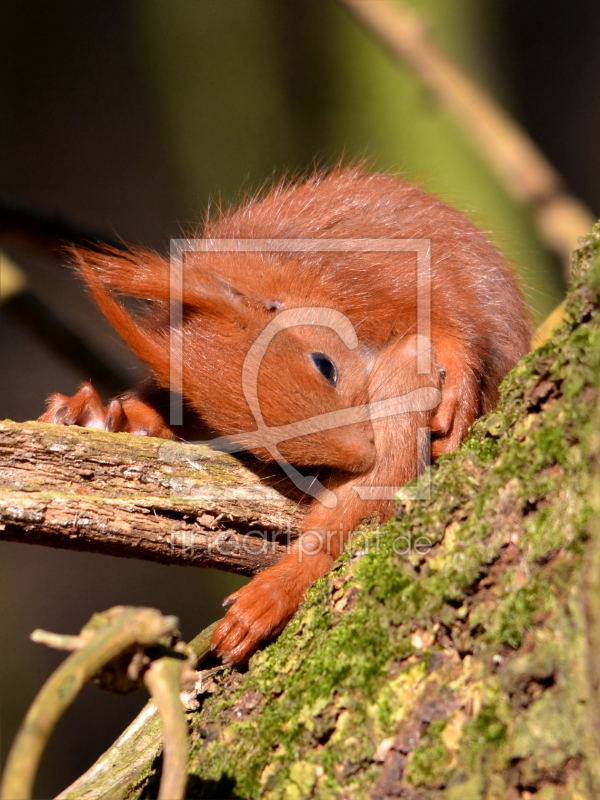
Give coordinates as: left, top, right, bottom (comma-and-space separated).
311, 352, 337, 385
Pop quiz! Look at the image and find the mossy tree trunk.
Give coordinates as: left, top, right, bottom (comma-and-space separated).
124, 223, 600, 800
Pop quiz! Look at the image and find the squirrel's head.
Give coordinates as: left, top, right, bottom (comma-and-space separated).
73, 246, 377, 474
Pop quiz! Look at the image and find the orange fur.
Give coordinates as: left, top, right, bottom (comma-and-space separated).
39, 168, 531, 663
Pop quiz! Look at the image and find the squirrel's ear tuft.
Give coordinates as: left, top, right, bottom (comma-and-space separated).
71, 245, 170, 300
70, 244, 247, 317
71, 244, 235, 308
73, 244, 283, 320
69, 245, 281, 383
70, 246, 171, 383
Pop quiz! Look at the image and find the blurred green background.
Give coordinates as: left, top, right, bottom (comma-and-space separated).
1, 1, 599, 796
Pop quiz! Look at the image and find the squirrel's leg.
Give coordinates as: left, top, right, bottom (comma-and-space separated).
211, 334, 443, 664
210, 484, 376, 664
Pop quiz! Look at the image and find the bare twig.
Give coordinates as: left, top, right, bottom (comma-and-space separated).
0, 196, 125, 253
144, 656, 190, 800
0, 608, 179, 800
29, 630, 84, 651
1, 252, 128, 392
55, 622, 219, 800
337, 0, 596, 269
532, 298, 569, 349
3, 288, 128, 393
0, 420, 302, 575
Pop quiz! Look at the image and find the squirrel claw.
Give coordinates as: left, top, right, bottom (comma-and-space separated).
53, 406, 70, 425
222, 593, 238, 608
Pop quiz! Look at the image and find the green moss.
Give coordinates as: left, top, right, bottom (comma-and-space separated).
453, 699, 511, 780
406, 720, 451, 788
492, 579, 555, 649
468, 705, 507, 748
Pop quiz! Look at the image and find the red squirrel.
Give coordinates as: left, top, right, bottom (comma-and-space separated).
38, 168, 531, 663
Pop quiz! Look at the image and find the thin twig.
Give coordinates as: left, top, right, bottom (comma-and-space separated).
144, 656, 190, 800
3, 288, 128, 393
0, 196, 126, 253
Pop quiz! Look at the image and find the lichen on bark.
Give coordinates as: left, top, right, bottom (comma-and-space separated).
132, 224, 600, 798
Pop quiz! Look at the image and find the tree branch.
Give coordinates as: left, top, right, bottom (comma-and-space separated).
0, 195, 126, 253
0, 420, 302, 576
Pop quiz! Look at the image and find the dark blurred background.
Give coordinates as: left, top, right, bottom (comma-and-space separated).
1, 1, 599, 796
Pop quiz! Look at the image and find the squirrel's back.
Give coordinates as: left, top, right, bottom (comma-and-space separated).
201, 167, 531, 411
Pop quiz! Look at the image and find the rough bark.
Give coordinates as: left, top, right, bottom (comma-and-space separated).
116, 221, 598, 799
0, 422, 302, 575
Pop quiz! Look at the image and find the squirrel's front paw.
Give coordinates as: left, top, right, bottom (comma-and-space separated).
211, 548, 334, 664
38, 382, 120, 430
38, 381, 153, 435
210, 576, 298, 664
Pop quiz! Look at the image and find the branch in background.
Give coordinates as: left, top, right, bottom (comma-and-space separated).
0, 420, 301, 576
0, 200, 133, 392
0, 607, 193, 800
3, 290, 128, 395
337, 0, 596, 271
54, 622, 219, 800
1, 248, 129, 394
0, 196, 126, 254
